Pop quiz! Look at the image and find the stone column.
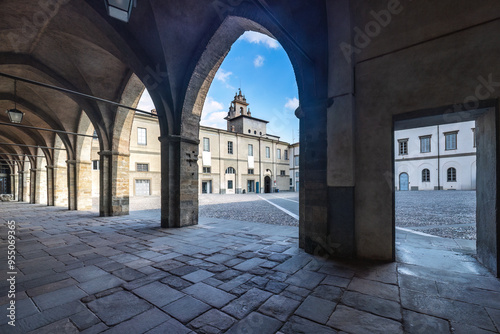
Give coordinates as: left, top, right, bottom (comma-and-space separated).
75, 161, 92, 211
10, 173, 16, 200
297, 102, 330, 256
46, 166, 55, 206
159, 135, 199, 228
17, 171, 24, 202
99, 151, 130, 216
53, 164, 68, 207
66, 161, 77, 210
23, 170, 30, 203
29, 169, 37, 204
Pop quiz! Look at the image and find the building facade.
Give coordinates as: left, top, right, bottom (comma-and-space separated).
289, 142, 300, 192
395, 121, 476, 191
91, 91, 293, 197
199, 90, 291, 194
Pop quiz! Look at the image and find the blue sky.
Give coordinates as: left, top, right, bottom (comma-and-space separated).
138, 31, 299, 143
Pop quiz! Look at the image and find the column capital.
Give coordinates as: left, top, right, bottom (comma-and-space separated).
158, 135, 200, 145
295, 96, 335, 119
45, 165, 55, 169
98, 151, 130, 157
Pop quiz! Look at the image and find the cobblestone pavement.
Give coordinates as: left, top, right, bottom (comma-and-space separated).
199, 193, 299, 227
1, 202, 499, 333
97, 190, 476, 240
396, 191, 476, 240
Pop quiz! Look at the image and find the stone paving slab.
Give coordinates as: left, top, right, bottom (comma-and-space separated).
182, 282, 236, 308
1, 202, 500, 333
87, 291, 151, 326
162, 295, 211, 323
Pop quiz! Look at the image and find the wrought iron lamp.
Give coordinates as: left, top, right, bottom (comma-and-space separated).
104, 0, 136, 22
6, 80, 23, 124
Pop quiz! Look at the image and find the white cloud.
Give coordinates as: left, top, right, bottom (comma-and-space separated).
285, 97, 299, 110
254, 55, 265, 68
215, 69, 236, 90
201, 96, 227, 129
239, 31, 280, 49
215, 69, 232, 83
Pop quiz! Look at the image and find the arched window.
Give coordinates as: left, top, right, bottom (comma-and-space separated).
225, 167, 236, 174
447, 167, 456, 182
422, 169, 430, 182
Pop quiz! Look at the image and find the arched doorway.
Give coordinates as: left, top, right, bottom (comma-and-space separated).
264, 176, 271, 193
399, 173, 409, 191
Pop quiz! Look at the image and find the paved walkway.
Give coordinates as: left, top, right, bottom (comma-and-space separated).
0, 202, 499, 333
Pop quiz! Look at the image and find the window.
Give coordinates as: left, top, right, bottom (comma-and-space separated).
228, 180, 233, 189
225, 167, 236, 174
203, 138, 210, 152
294, 156, 299, 166
248, 169, 254, 175
93, 130, 98, 140
284, 150, 289, 160
422, 169, 430, 182
290, 178, 293, 185
138, 128, 147, 145
92, 160, 99, 170
277, 149, 282, 159
472, 128, 476, 148
445, 132, 457, 150
254, 131, 257, 135
447, 167, 457, 182
248, 129, 251, 134
420, 136, 431, 153
296, 172, 299, 178
280, 170, 286, 176
228, 141, 233, 154
203, 167, 211, 174
266, 147, 270, 158
135, 179, 150, 196
248, 144, 253, 157
137, 163, 149, 172
398, 139, 408, 155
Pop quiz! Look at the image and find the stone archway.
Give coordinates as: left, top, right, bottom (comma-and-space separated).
174, 13, 325, 240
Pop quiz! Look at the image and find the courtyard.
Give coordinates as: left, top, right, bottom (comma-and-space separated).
1, 191, 498, 333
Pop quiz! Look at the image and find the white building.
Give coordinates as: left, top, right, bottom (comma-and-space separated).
395, 121, 476, 191
289, 143, 299, 192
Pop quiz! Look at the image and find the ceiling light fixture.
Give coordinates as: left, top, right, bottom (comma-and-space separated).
6, 80, 24, 124
104, 0, 136, 22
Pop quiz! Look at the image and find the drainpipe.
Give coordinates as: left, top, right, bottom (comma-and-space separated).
437, 125, 441, 190
259, 137, 262, 194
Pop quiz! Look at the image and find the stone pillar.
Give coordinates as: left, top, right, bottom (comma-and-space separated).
46, 166, 55, 206
29, 169, 37, 204
75, 161, 92, 211
23, 170, 30, 203
10, 173, 16, 200
17, 171, 24, 202
66, 161, 77, 210
159, 136, 199, 228
99, 151, 130, 216
476, 108, 499, 277
297, 102, 329, 255
54, 164, 68, 207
